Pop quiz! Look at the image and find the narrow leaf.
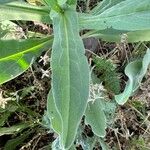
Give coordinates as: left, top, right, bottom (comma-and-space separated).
4, 130, 33, 150
0, 123, 29, 136
51, 8, 89, 149
115, 49, 150, 105
0, 112, 11, 126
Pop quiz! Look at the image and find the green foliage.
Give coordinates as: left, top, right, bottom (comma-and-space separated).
76, 127, 94, 150
0, 123, 29, 136
67, 0, 77, 5
0, 90, 43, 149
4, 130, 33, 150
91, 0, 125, 15
0, 20, 23, 39
0, 1, 51, 24
83, 29, 150, 43
0, 0, 150, 149
129, 136, 150, 150
85, 99, 107, 137
80, 0, 150, 31
50, 8, 89, 149
94, 57, 120, 94
0, 110, 18, 127
0, 101, 18, 126
0, 36, 53, 84
47, 91, 61, 134
115, 49, 150, 105
52, 137, 62, 150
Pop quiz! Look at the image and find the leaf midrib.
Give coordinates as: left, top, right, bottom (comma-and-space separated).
63, 13, 70, 141
0, 40, 50, 62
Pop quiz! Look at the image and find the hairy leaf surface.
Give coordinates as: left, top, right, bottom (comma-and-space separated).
83, 29, 150, 42
0, 37, 52, 84
51, 8, 89, 149
115, 49, 150, 105
85, 99, 107, 137
47, 91, 62, 134
91, 0, 125, 15
0, 1, 51, 24
80, 0, 150, 31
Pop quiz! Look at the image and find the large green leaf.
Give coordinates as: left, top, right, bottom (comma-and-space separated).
83, 29, 150, 42
0, 1, 51, 24
50, 8, 89, 149
79, 0, 150, 31
0, 36, 53, 84
115, 49, 150, 105
91, 0, 125, 15
47, 91, 62, 134
85, 99, 107, 137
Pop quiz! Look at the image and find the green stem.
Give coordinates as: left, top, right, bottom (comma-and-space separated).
44, 0, 64, 13
86, 0, 91, 12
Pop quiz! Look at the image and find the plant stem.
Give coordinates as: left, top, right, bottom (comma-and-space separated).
86, 0, 90, 12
